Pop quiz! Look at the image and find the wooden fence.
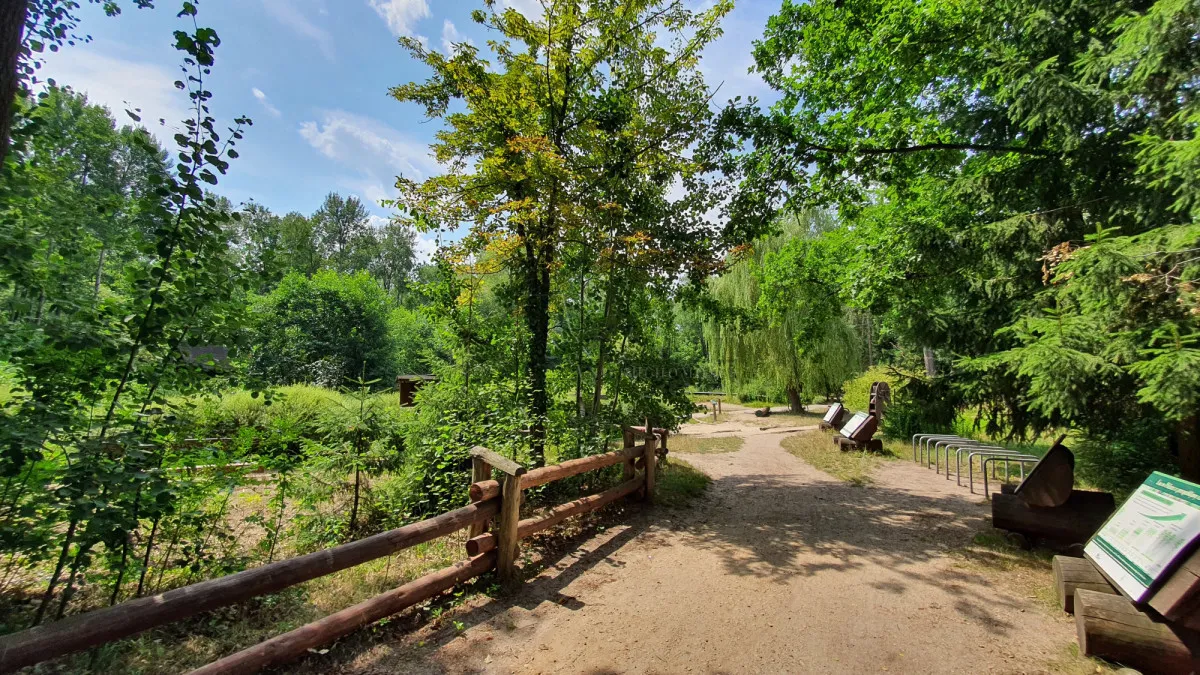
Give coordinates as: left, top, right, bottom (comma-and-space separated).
0, 429, 660, 674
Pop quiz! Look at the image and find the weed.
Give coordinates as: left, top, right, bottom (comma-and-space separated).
670, 436, 743, 454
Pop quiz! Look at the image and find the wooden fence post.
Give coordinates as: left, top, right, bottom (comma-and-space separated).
622, 427, 635, 482
497, 472, 523, 583
469, 447, 525, 584
468, 455, 490, 539
643, 431, 657, 503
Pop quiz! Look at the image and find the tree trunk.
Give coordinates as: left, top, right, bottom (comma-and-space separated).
0, 0, 26, 166
787, 385, 803, 413
591, 274, 615, 416
1176, 415, 1200, 483
923, 346, 937, 377
525, 254, 551, 468
93, 247, 106, 297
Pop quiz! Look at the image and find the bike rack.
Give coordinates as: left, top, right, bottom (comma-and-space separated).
932, 438, 986, 473
914, 434, 969, 465
953, 444, 1008, 485
981, 454, 1038, 499
968, 449, 1037, 495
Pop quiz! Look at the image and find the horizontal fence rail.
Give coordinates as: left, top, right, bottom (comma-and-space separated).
0, 499, 499, 672
0, 427, 662, 674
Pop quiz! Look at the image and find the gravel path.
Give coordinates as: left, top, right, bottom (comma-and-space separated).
337, 413, 1075, 674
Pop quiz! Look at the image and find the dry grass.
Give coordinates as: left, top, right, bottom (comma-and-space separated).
670, 435, 744, 454
781, 430, 897, 486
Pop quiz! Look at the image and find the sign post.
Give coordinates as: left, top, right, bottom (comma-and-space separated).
1085, 472, 1200, 604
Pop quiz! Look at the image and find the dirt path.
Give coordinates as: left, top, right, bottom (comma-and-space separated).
336, 410, 1076, 674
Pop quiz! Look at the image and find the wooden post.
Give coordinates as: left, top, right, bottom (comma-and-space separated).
468, 446, 525, 585
622, 427, 635, 482
711, 400, 717, 422
1052, 555, 1118, 614
643, 431, 657, 503
469, 455, 491, 539
497, 472, 523, 584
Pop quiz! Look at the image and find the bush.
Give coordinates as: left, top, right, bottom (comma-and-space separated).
1075, 420, 1177, 499
841, 366, 898, 412
248, 271, 398, 387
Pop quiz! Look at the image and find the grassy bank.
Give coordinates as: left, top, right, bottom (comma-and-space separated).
781, 430, 901, 486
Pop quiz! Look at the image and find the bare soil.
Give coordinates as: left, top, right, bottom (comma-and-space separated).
310, 406, 1079, 674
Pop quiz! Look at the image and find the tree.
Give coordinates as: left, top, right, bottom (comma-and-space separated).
248, 270, 397, 387
727, 0, 1199, 485
370, 219, 417, 302
277, 211, 321, 278
705, 211, 861, 410
312, 192, 371, 272
391, 0, 731, 465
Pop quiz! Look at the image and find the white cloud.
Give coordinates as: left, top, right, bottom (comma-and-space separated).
498, 0, 544, 19
41, 48, 191, 149
251, 87, 281, 118
262, 0, 335, 61
367, 0, 429, 37
298, 109, 439, 211
441, 20, 473, 55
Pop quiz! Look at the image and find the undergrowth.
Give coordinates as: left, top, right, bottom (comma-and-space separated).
781, 430, 900, 486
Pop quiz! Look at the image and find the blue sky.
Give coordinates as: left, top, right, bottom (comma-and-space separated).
43, 0, 780, 256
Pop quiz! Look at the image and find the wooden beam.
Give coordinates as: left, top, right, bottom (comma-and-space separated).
466, 477, 644, 556
496, 472, 523, 584
1075, 588, 1200, 675
1053, 555, 1118, 614
1150, 547, 1200, 631
0, 499, 499, 672
188, 552, 497, 675
469, 446, 524, 477
469, 445, 644, 502
991, 490, 1115, 544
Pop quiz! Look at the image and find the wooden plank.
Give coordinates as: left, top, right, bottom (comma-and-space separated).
1014, 435, 1074, 507
469, 446, 524, 477
188, 552, 497, 675
1150, 547, 1200, 630
1075, 588, 1200, 675
469, 456, 492, 539
1054, 555, 1119, 613
497, 472, 523, 584
0, 499, 499, 672
623, 427, 636, 482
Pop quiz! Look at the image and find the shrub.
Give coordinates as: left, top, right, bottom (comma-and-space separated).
248, 271, 398, 387
841, 366, 898, 412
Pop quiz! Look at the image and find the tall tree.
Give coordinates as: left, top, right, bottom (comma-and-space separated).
391, 0, 731, 465
312, 192, 370, 271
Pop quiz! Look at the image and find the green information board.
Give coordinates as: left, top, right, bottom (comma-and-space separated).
1085, 472, 1200, 603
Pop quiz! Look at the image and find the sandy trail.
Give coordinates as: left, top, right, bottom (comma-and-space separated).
338, 410, 1074, 674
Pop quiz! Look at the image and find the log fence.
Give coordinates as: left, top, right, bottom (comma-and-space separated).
0, 428, 661, 674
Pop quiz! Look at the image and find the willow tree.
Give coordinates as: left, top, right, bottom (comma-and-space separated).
390, 0, 730, 465
704, 211, 861, 411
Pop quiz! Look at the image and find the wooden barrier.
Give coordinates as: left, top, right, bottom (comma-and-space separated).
189, 552, 497, 675
0, 498, 498, 672
2, 428, 656, 673
1075, 589, 1200, 674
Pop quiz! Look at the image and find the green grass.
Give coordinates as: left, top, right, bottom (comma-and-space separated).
781, 430, 899, 486
656, 459, 712, 508
670, 436, 744, 454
